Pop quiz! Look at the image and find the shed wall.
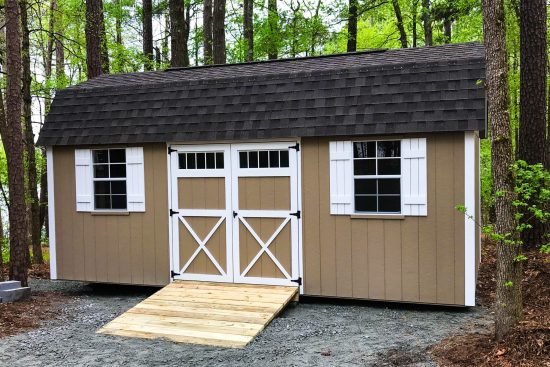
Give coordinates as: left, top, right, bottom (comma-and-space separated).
52, 144, 170, 286
301, 133, 473, 305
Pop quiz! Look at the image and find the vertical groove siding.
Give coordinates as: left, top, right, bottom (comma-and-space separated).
301, 133, 469, 305
53, 144, 169, 286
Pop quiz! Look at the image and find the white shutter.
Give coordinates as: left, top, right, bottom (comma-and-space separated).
401, 138, 427, 216
75, 149, 93, 212
126, 147, 145, 212
329, 141, 353, 215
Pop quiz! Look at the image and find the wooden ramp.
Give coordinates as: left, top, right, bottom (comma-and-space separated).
97, 281, 298, 348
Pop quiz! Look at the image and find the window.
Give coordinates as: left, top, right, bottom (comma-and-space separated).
178, 152, 224, 169
239, 150, 289, 168
93, 149, 127, 210
353, 140, 401, 213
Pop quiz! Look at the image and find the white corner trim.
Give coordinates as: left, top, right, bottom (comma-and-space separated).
46, 147, 57, 280
464, 132, 476, 306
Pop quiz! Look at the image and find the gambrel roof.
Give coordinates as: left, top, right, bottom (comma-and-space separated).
37, 42, 486, 146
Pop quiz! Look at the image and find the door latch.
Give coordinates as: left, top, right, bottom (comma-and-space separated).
290, 210, 301, 219
169, 209, 179, 216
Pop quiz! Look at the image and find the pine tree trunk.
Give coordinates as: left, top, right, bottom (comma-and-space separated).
347, 0, 358, 52
518, 0, 547, 249
169, 0, 190, 67
143, 0, 154, 70
243, 0, 253, 62
99, 0, 109, 74
391, 0, 408, 48
203, 0, 213, 64
421, 0, 432, 46
85, 0, 106, 78
412, 0, 418, 47
212, 0, 226, 64
483, 0, 523, 340
3, 0, 29, 287
115, 0, 122, 45
267, 0, 278, 60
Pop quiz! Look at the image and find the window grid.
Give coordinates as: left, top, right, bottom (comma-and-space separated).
178, 152, 224, 170
239, 149, 289, 169
92, 149, 127, 210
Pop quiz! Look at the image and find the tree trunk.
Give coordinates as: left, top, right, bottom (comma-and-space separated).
44, 0, 56, 79
243, 0, 253, 62
518, 0, 547, 248
483, 0, 523, 340
203, 0, 213, 64
85, 0, 107, 78
21, 0, 43, 265
99, 0, 109, 74
412, 0, 418, 47
267, 0, 278, 60
143, 0, 154, 70
212, 0, 226, 64
391, 0, 408, 48
3, 0, 29, 287
421, 0, 432, 46
347, 0, 358, 52
443, 17, 452, 43
169, 0, 190, 67
115, 0, 122, 45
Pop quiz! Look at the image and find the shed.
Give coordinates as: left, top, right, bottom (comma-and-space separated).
38, 42, 485, 306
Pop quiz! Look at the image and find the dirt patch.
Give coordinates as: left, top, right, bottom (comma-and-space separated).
430, 240, 550, 367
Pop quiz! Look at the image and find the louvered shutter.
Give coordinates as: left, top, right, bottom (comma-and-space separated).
401, 138, 427, 216
126, 147, 145, 212
75, 149, 93, 211
329, 141, 353, 215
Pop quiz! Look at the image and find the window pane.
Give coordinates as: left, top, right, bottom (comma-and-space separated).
186, 153, 196, 169
353, 142, 376, 158
259, 151, 269, 168
249, 151, 258, 168
216, 152, 224, 168
94, 164, 109, 178
178, 153, 186, 169
269, 151, 279, 167
95, 195, 111, 209
94, 181, 111, 195
239, 152, 248, 168
280, 150, 289, 167
377, 141, 400, 157
354, 159, 376, 175
377, 159, 400, 175
111, 195, 127, 209
355, 196, 377, 212
355, 179, 377, 195
110, 164, 126, 178
378, 179, 400, 194
378, 196, 401, 212
109, 149, 126, 163
196, 153, 206, 169
206, 153, 215, 169
111, 181, 127, 195
93, 150, 108, 164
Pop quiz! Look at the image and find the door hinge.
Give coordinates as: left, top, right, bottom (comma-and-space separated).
233, 211, 238, 218
289, 143, 300, 152
168, 146, 177, 155
290, 210, 301, 219
291, 277, 302, 286
171, 270, 180, 278
169, 209, 179, 216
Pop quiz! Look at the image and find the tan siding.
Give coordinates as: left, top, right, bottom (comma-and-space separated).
301, 133, 470, 305
53, 144, 169, 286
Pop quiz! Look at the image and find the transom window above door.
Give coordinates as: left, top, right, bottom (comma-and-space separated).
178, 152, 224, 169
92, 148, 127, 210
239, 150, 289, 169
353, 140, 401, 213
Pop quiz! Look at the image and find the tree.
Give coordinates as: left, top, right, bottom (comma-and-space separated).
267, 0, 278, 59
203, 0, 213, 64
517, 0, 547, 248
391, 0, 408, 48
212, 0, 226, 64
2, 0, 29, 286
483, 0, 523, 340
411, 0, 418, 47
169, 0, 190, 67
347, 0, 358, 52
421, 0, 432, 46
143, 0, 154, 70
86, 0, 108, 78
243, 0, 253, 61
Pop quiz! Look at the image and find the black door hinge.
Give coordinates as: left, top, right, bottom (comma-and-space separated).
168, 146, 177, 154
291, 277, 302, 286
171, 270, 180, 278
289, 143, 300, 151
169, 209, 179, 216
290, 210, 301, 219
233, 211, 238, 218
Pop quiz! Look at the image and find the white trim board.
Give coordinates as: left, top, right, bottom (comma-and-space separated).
46, 147, 57, 280
464, 132, 476, 306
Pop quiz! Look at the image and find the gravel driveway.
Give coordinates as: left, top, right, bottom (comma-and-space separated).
0, 279, 491, 366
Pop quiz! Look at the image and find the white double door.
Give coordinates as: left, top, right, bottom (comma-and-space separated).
170, 142, 300, 286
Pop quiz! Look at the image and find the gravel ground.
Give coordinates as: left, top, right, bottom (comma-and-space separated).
0, 279, 491, 367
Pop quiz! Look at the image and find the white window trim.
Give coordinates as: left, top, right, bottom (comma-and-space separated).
90, 148, 129, 212
464, 132, 476, 306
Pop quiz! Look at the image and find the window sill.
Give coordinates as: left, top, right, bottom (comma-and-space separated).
350, 214, 405, 220
91, 211, 130, 216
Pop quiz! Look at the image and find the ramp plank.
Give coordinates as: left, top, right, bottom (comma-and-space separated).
97, 281, 298, 348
